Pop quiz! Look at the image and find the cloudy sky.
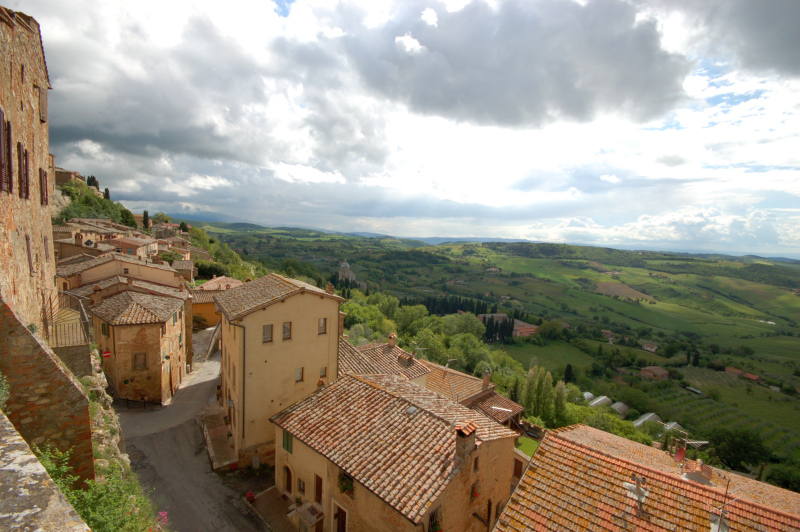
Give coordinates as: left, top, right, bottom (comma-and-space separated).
15, 0, 800, 255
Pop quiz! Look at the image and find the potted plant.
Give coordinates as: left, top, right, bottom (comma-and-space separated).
246, 491, 255, 503
338, 471, 355, 497
431, 519, 442, 532
295, 496, 302, 506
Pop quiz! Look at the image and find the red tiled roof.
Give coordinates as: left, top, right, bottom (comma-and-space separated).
469, 392, 523, 424
195, 276, 242, 291
640, 366, 669, 376
191, 290, 220, 304
70, 275, 189, 301
213, 273, 343, 321
89, 291, 183, 325
270, 375, 517, 524
336, 339, 430, 381
494, 425, 800, 531
419, 359, 494, 403
55, 252, 177, 278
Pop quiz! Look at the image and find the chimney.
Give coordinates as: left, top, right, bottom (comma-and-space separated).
325, 282, 335, 295
212, 274, 217, 279
388, 333, 397, 348
455, 421, 478, 462
339, 311, 346, 336
94, 242, 98, 248
482, 371, 491, 389
179, 283, 185, 292
75, 233, 83, 246
91, 285, 102, 306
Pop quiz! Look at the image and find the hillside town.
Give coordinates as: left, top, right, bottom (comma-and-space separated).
2, 5, 800, 532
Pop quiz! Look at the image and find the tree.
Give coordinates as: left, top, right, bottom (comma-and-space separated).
119, 207, 137, 228
691, 352, 700, 367
564, 363, 575, 383
552, 380, 567, 427
179, 221, 189, 232
152, 212, 170, 224
709, 428, 768, 471
142, 210, 149, 228
103, 188, 110, 200
522, 368, 537, 413
509, 375, 520, 403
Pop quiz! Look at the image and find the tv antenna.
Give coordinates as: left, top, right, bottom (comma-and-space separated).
623, 473, 648, 517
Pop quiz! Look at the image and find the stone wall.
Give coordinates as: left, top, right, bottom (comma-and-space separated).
0, 300, 95, 483
53, 344, 93, 378
0, 9, 57, 330
0, 411, 90, 531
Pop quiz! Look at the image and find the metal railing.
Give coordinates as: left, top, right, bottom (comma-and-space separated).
44, 290, 91, 348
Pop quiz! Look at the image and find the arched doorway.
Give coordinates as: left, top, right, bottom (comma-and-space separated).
284, 466, 292, 493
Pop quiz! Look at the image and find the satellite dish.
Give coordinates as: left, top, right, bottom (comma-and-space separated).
674, 447, 686, 462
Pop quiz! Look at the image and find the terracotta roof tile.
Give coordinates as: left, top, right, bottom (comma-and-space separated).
191, 290, 220, 304
337, 339, 430, 380
494, 425, 800, 532
213, 273, 343, 321
56, 252, 177, 278
419, 359, 494, 402
271, 375, 517, 524
469, 392, 523, 424
171, 260, 194, 270
195, 276, 242, 291
70, 276, 189, 301
89, 291, 183, 325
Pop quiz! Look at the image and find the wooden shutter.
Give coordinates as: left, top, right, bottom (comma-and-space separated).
44, 170, 48, 204
0, 108, 5, 192
4, 121, 10, 194
39, 87, 47, 123
24, 149, 29, 198
26, 235, 33, 274
17, 143, 24, 198
39, 168, 46, 204
44, 236, 50, 260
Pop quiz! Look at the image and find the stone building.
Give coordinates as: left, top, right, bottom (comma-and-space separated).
56, 252, 183, 291
90, 290, 187, 404
54, 166, 85, 186
214, 273, 344, 467
338, 260, 356, 282
0, 6, 95, 486
271, 374, 517, 532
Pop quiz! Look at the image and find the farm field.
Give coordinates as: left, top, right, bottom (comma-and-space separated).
503, 341, 596, 375
646, 384, 800, 460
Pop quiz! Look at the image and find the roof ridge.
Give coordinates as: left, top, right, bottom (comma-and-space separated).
546, 427, 800, 522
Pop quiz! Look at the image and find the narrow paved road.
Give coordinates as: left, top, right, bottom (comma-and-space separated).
116, 335, 267, 532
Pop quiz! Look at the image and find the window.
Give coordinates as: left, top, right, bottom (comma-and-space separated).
318, 317, 326, 334
320, 367, 327, 378
101, 322, 109, 337
127, 248, 133, 255
0, 107, 7, 193
38, 86, 47, 123
134, 353, 146, 370
283, 322, 291, 340
298, 478, 305, 495
429, 507, 442, 531
262, 324, 273, 343
17, 144, 28, 199
474, 457, 479, 472
173, 312, 177, 325
295, 367, 304, 383
123, 268, 129, 275
39, 168, 48, 205
25, 235, 33, 275
44, 236, 49, 260
179, 332, 182, 346
282, 430, 293, 453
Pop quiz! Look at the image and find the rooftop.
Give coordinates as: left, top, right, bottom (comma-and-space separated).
496, 425, 800, 531
171, 260, 194, 270
271, 374, 517, 525
56, 252, 177, 278
641, 366, 669, 376
419, 359, 494, 402
70, 275, 189, 301
195, 275, 242, 291
55, 238, 116, 251
469, 391, 524, 424
110, 236, 156, 247
214, 273, 342, 321
89, 291, 184, 325
337, 338, 430, 381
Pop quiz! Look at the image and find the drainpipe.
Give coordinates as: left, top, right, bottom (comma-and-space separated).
231, 320, 246, 443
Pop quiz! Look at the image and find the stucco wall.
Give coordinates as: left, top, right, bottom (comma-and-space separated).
221, 291, 341, 465
0, 10, 56, 330
193, 301, 220, 327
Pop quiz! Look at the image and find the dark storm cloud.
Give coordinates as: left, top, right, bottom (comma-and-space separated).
336, 0, 689, 126
653, 0, 800, 76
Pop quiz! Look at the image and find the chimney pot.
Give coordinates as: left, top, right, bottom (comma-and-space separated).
483, 371, 491, 389
388, 333, 397, 348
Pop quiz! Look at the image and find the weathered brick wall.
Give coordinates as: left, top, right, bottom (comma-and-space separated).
0, 9, 57, 330
53, 344, 93, 378
0, 301, 95, 483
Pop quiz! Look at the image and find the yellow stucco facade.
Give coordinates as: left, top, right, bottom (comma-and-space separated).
274, 426, 515, 532
192, 300, 220, 327
220, 291, 341, 467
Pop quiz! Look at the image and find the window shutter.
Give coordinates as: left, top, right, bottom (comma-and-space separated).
17, 142, 23, 198
44, 236, 50, 260
24, 149, 29, 198
44, 170, 48, 204
39, 168, 45, 205
26, 235, 33, 274
4, 121, 11, 194
39, 87, 47, 123
0, 108, 5, 192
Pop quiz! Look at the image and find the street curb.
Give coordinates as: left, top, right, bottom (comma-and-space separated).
242, 496, 274, 532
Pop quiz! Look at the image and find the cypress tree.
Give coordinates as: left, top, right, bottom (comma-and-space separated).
564, 363, 575, 383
